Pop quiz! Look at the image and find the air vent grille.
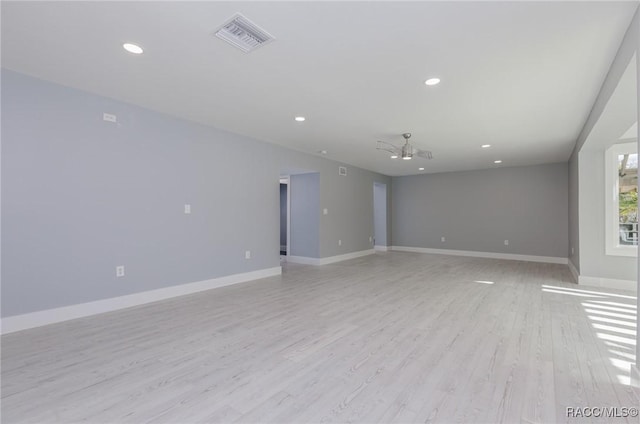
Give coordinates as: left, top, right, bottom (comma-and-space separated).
215, 14, 274, 53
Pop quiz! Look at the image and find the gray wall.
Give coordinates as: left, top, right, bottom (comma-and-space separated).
318, 167, 378, 257
290, 173, 320, 258
392, 163, 569, 258
279, 184, 287, 249
568, 151, 580, 271
1, 70, 391, 317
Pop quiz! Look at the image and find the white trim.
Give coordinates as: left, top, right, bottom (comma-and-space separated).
287, 255, 321, 265
318, 249, 375, 265
631, 364, 640, 402
374, 245, 390, 252
568, 260, 579, 283
287, 249, 376, 266
577, 275, 637, 291
391, 246, 568, 264
1, 267, 282, 335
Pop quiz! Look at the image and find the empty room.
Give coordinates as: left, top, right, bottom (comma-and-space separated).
2, 1, 640, 423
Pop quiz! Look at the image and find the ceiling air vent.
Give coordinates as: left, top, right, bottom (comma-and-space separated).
215, 14, 274, 53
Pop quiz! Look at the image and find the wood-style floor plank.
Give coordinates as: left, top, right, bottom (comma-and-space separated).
1, 252, 637, 423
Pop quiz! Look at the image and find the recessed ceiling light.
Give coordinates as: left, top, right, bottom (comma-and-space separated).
419, 167, 425, 171
424, 78, 441, 86
318, 150, 327, 155
294, 116, 306, 122
123, 43, 143, 54
402, 157, 412, 160
494, 160, 502, 164
481, 144, 491, 148
390, 155, 398, 159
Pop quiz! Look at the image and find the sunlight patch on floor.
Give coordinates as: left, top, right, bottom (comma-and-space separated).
541, 284, 636, 300
542, 288, 603, 297
588, 315, 637, 328
582, 302, 638, 314
585, 308, 637, 320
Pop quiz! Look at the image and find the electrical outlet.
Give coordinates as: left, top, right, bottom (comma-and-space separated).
504, 240, 509, 246
441, 236, 446, 242
571, 247, 574, 255
323, 208, 328, 215
338, 240, 342, 246
116, 265, 125, 277
245, 250, 251, 259
184, 204, 191, 214
369, 236, 373, 243
103, 113, 117, 123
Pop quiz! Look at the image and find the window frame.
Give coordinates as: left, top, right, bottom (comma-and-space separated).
605, 141, 638, 257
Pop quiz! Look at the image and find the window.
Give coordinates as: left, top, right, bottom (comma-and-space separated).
605, 142, 638, 256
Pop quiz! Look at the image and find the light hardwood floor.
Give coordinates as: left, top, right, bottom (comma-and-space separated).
2, 252, 638, 423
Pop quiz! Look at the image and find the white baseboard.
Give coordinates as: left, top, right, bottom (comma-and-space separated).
391, 246, 568, 265
287, 255, 321, 265
1, 266, 282, 335
374, 245, 390, 252
318, 249, 375, 265
577, 275, 637, 291
568, 260, 579, 283
287, 249, 375, 266
632, 364, 640, 402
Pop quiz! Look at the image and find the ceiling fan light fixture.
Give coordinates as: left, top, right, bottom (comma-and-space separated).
123, 43, 143, 54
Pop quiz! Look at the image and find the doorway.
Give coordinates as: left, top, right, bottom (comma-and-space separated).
279, 177, 290, 258
373, 182, 387, 249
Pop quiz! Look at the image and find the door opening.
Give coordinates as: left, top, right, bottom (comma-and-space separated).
373, 182, 387, 249
279, 177, 290, 259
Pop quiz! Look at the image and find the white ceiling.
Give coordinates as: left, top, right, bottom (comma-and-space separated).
2, 1, 637, 176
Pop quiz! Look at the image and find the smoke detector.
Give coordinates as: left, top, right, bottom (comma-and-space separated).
215, 14, 274, 53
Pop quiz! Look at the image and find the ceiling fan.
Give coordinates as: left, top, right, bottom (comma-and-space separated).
377, 133, 433, 161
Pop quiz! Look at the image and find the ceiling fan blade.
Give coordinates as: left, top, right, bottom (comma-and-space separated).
377, 140, 400, 150
415, 149, 433, 160
376, 146, 397, 154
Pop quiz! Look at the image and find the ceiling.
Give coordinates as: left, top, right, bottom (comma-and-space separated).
1, 1, 637, 176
